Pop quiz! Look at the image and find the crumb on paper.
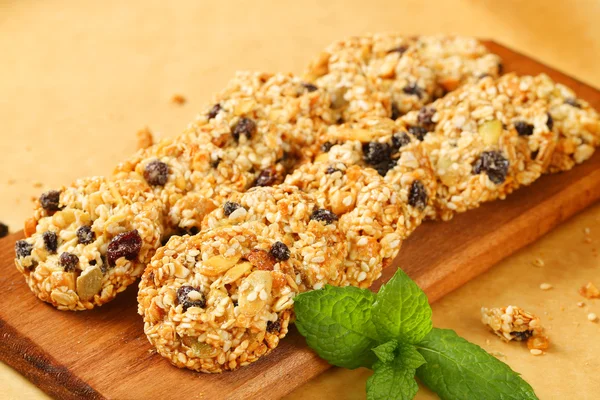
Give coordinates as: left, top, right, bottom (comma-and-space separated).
579, 282, 600, 299
540, 283, 553, 290
588, 313, 598, 322
32, 181, 43, 188
532, 257, 545, 267
171, 94, 186, 105
7, 179, 16, 185
136, 127, 154, 150
577, 301, 585, 308
30, 196, 37, 202
584, 237, 593, 244
481, 306, 550, 353
584, 227, 591, 235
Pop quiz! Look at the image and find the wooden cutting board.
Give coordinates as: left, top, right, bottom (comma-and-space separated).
1, 41, 600, 400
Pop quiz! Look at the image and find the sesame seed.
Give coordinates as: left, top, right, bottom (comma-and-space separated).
539, 283, 553, 290
530, 349, 543, 356
587, 313, 598, 322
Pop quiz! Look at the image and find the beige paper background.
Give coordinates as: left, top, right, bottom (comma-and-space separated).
0, 0, 599, 398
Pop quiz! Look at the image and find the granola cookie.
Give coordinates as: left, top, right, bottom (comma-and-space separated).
15, 177, 163, 311
202, 185, 349, 290
305, 34, 502, 122
138, 225, 299, 373
481, 305, 550, 353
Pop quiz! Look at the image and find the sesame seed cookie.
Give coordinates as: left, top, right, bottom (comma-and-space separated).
305, 34, 502, 122
15, 177, 163, 311
138, 225, 300, 373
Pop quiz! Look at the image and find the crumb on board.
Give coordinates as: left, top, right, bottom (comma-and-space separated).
532, 257, 545, 267
540, 283, 553, 290
579, 282, 600, 299
588, 313, 598, 322
136, 127, 154, 150
171, 94, 186, 105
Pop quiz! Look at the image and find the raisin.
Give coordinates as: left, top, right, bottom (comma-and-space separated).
77, 225, 95, 245
403, 83, 423, 99
514, 121, 534, 136
223, 201, 242, 217
106, 230, 142, 266
408, 180, 428, 210
408, 126, 428, 141
39, 190, 61, 212
0, 222, 8, 238
270, 241, 290, 261
497, 62, 504, 75
207, 103, 222, 119
531, 149, 539, 160
392, 131, 411, 150
211, 158, 221, 168
417, 107, 436, 129
302, 82, 318, 92
310, 209, 338, 224
391, 102, 401, 120
472, 151, 509, 185
59, 252, 79, 272
387, 45, 408, 55
511, 330, 533, 341
144, 160, 169, 186
362, 142, 392, 165
186, 226, 199, 236
373, 159, 397, 176
253, 167, 278, 187
266, 320, 281, 333
42, 231, 58, 253
15, 240, 32, 258
336, 117, 344, 125
326, 166, 342, 174
177, 285, 205, 311
232, 117, 256, 141
565, 98, 581, 108
541, 115, 551, 133
321, 141, 334, 152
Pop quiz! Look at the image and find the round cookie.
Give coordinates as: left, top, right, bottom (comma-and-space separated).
15, 177, 163, 311
202, 185, 349, 290
138, 225, 299, 373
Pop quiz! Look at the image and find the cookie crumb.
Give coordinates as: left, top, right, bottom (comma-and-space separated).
7, 179, 16, 185
529, 349, 543, 356
584, 227, 591, 235
577, 302, 585, 308
32, 181, 43, 188
532, 257, 545, 267
540, 283, 553, 290
588, 313, 598, 322
136, 127, 154, 150
481, 305, 549, 352
579, 282, 600, 299
171, 94, 186, 105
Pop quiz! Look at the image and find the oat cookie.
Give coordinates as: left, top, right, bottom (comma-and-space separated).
305, 34, 502, 122
138, 225, 299, 373
15, 177, 163, 310
202, 185, 349, 290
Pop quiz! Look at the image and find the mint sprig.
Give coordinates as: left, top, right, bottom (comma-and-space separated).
294, 269, 538, 400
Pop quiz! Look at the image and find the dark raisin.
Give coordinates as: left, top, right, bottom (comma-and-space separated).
232, 117, 256, 141
362, 142, 392, 165
497, 62, 504, 75
373, 159, 397, 176
478, 73, 491, 80
472, 151, 509, 185
321, 141, 334, 153
77, 225, 95, 245
143, 160, 169, 186
253, 167, 279, 187
511, 330, 533, 341
514, 121, 534, 136
270, 241, 290, 261
59, 252, 79, 272
531, 149, 539, 160
266, 320, 281, 333
310, 209, 338, 224
391, 131, 411, 150
89, 259, 97, 266
0, 222, 8, 238
408, 180, 428, 210
177, 285, 206, 311
391, 102, 401, 120
106, 230, 142, 266
546, 113, 554, 130
407, 126, 428, 141
336, 117, 344, 124
417, 107, 436, 129
39, 190, 61, 212
223, 201, 242, 216
387, 45, 408, 55
403, 83, 423, 99
211, 158, 221, 168
207, 103, 222, 119
15, 240, 32, 258
302, 82, 318, 92
42, 231, 58, 253
326, 166, 342, 174
186, 226, 200, 236
565, 98, 581, 108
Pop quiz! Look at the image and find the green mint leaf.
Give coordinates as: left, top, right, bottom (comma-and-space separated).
416, 328, 538, 400
371, 268, 432, 343
367, 344, 425, 400
294, 285, 378, 369
372, 340, 398, 364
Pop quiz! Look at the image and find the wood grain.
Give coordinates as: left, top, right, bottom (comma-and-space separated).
1, 41, 600, 400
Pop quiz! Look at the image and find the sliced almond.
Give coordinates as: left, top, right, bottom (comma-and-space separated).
201, 254, 241, 276
437, 156, 460, 187
238, 271, 272, 317
182, 337, 218, 359
76, 266, 103, 301
479, 119, 503, 146
223, 261, 253, 284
